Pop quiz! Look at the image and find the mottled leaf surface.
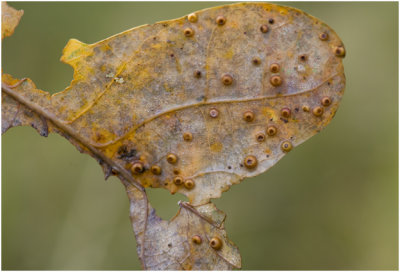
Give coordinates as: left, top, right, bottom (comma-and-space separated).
53, 2, 345, 205
2, 2, 345, 270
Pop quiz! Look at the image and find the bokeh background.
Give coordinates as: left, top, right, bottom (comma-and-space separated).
2, 1, 398, 270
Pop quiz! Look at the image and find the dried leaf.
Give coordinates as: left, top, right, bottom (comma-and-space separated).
54, 2, 345, 205
2, 2, 346, 270
126, 183, 240, 270
1, 2, 23, 39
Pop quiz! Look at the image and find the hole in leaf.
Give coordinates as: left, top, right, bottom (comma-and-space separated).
146, 188, 188, 221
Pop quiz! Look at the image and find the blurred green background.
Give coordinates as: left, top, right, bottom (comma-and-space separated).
2, 1, 398, 270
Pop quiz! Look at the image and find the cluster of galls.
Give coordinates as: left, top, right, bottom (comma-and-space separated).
129, 12, 342, 189
165, 153, 195, 189
128, 151, 196, 190
129, 93, 333, 183
205, 94, 332, 171
184, 10, 345, 79
240, 108, 291, 170
173, 175, 195, 189
191, 235, 223, 250
166, 153, 196, 189
183, 13, 345, 81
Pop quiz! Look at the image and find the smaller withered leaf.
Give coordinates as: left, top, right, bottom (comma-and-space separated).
126, 183, 240, 270
1, 2, 23, 39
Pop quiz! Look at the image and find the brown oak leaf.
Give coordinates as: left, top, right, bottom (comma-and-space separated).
2, 2, 345, 270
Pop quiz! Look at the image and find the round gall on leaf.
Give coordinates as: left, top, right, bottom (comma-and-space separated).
216, 15, 226, 25
184, 28, 194, 37
270, 63, 280, 73
167, 153, 178, 164
151, 165, 162, 175
281, 108, 291, 118
270, 75, 282, 86
188, 13, 198, 23
243, 111, 255, 122
192, 235, 202, 244
209, 108, 219, 118
260, 24, 269, 33
313, 106, 324, 116
210, 237, 223, 250
173, 176, 184, 185
244, 155, 258, 169
266, 125, 277, 136
183, 132, 193, 141
256, 133, 266, 142
221, 74, 233, 85
184, 179, 195, 189
131, 162, 144, 174
321, 96, 332, 107
281, 141, 293, 152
